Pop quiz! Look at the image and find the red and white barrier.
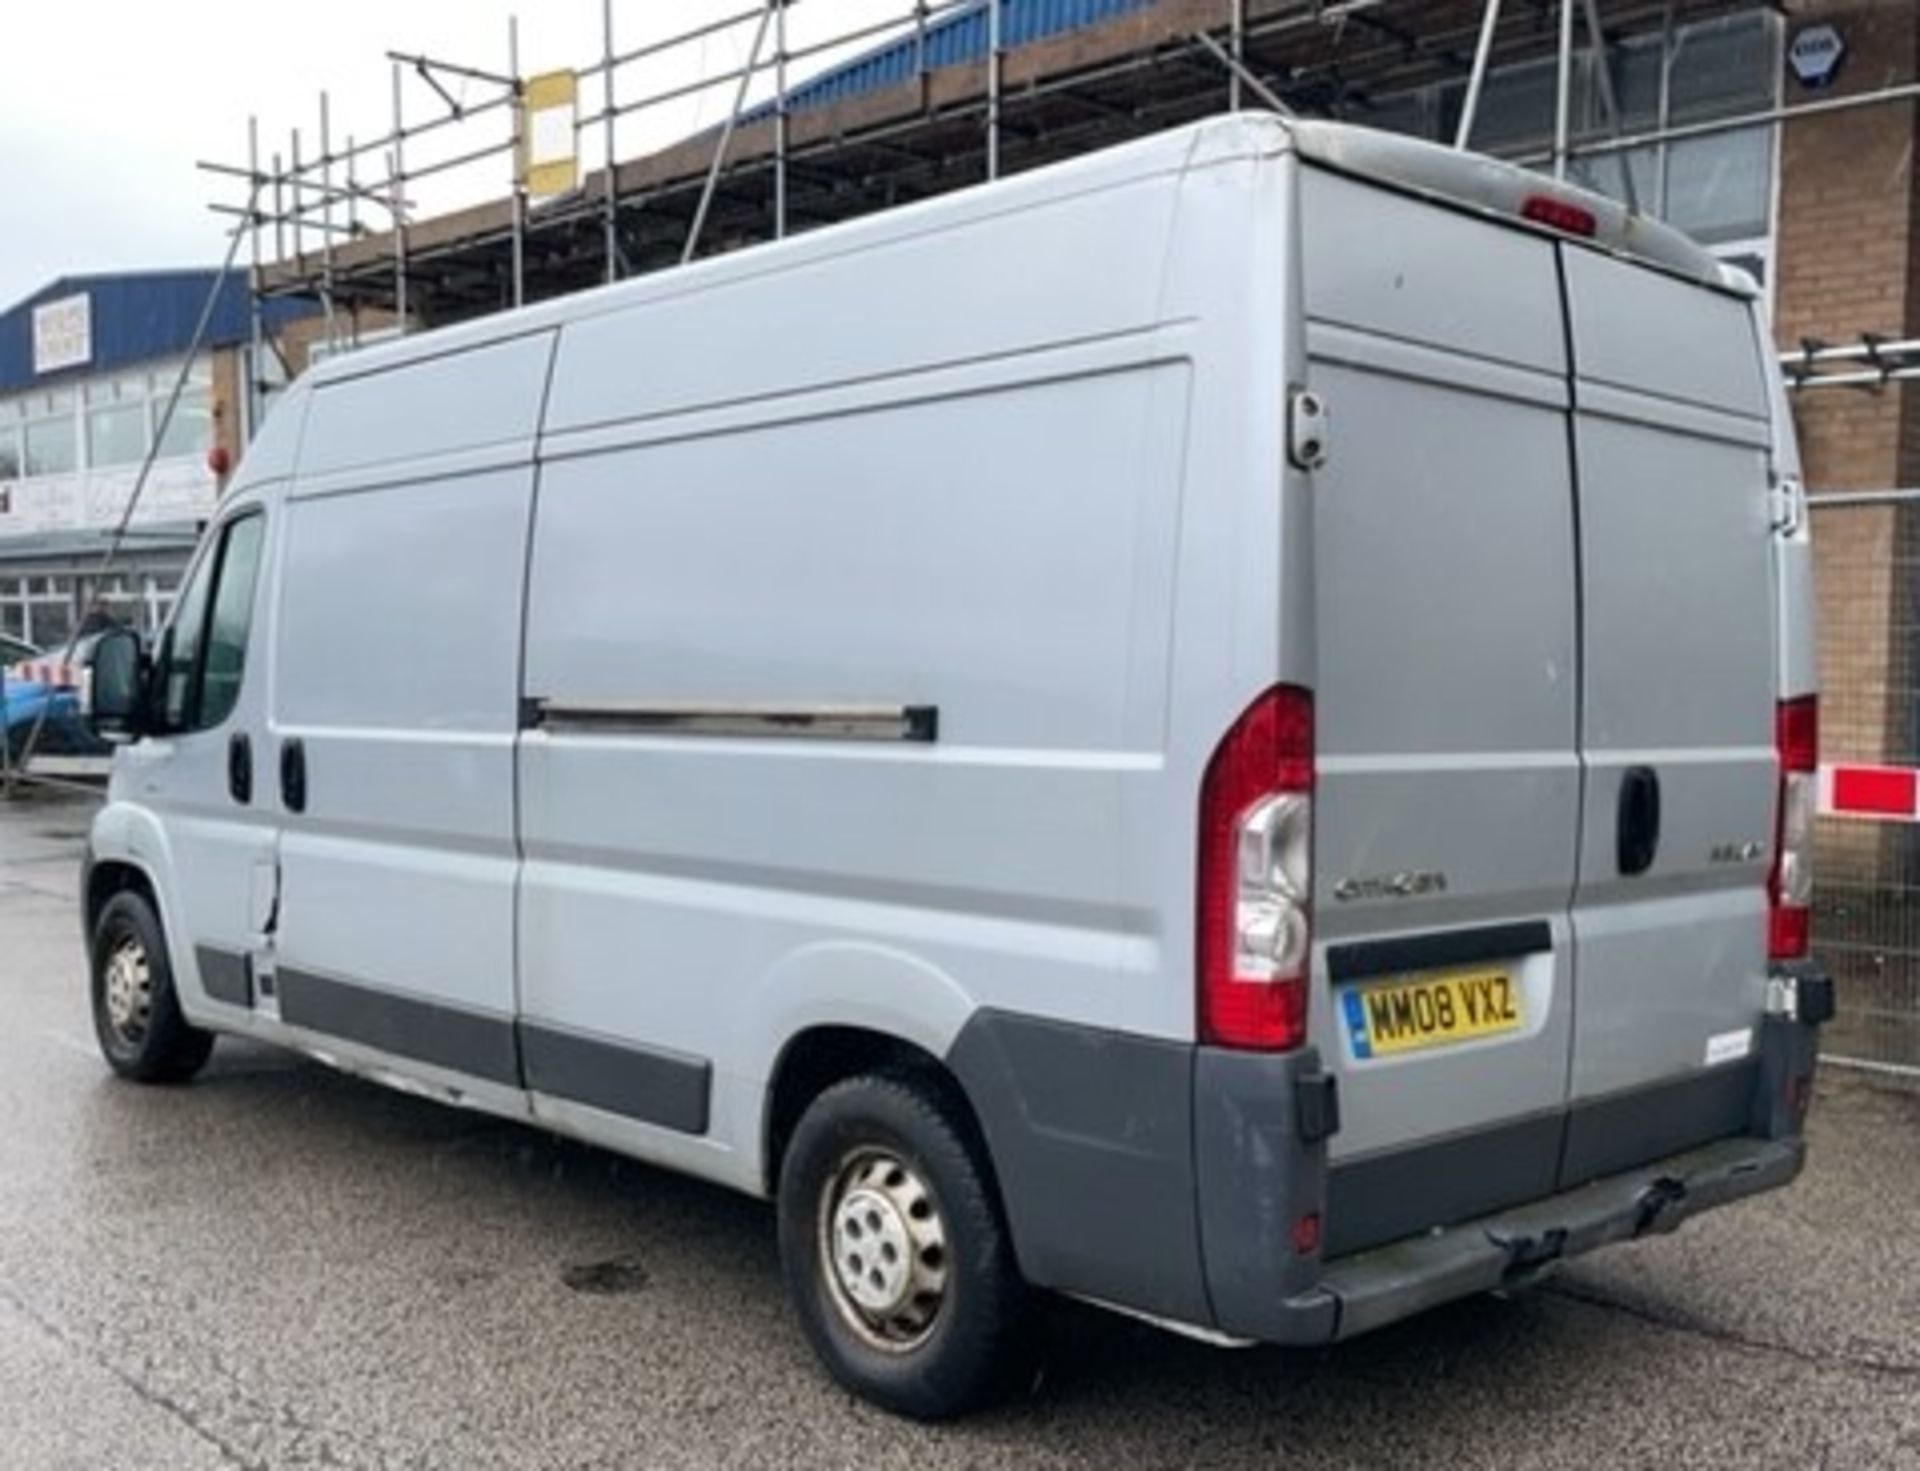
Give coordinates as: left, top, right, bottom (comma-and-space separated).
1820, 764, 1920, 821
4, 659, 76, 689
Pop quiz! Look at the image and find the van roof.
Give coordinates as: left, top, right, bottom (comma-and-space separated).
304, 114, 1742, 391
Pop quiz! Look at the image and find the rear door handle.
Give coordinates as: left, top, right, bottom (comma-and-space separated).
1616, 765, 1661, 877
227, 732, 252, 805
280, 737, 307, 814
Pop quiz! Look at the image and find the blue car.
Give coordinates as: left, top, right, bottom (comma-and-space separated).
2, 635, 106, 760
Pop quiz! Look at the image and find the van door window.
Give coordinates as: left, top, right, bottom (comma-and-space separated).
158, 548, 215, 730
198, 517, 266, 728
158, 512, 266, 734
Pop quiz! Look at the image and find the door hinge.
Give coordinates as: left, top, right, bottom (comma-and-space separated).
1769, 475, 1806, 536
1289, 388, 1329, 472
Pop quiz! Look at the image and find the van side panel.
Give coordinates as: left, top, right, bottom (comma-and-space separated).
539, 176, 1178, 435
518, 358, 1190, 1129
515, 151, 1262, 1313
296, 334, 552, 478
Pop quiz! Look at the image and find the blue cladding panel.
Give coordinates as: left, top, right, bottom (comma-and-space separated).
759, 0, 1158, 117
0, 270, 314, 395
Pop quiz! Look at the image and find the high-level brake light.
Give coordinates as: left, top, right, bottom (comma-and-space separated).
1519, 193, 1598, 238
1198, 686, 1314, 1050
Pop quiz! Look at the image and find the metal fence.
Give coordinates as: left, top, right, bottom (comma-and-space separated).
1809, 492, 1920, 1082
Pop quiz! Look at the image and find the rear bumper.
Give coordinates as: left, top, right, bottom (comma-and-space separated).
1199, 998, 1826, 1346
948, 985, 1827, 1347
1253, 1131, 1804, 1345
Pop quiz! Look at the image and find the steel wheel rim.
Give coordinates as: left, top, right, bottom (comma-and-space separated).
101, 934, 154, 1046
817, 1146, 949, 1353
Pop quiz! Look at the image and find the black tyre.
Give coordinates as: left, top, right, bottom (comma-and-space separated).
777, 1068, 1033, 1420
89, 890, 214, 1084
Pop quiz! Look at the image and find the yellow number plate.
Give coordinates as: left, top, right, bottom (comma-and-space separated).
1342, 967, 1522, 1059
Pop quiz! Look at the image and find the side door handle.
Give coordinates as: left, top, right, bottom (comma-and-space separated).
227, 732, 253, 805
280, 737, 308, 814
1617, 765, 1661, 877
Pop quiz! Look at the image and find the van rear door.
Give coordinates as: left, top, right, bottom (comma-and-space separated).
1557, 251, 1777, 1181
1299, 169, 1584, 1255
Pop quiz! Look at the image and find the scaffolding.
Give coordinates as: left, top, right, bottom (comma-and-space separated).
1786, 337, 1920, 394
207, 3, 1839, 373
196, 0, 1920, 428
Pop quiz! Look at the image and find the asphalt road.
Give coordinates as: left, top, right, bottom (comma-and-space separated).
3, 786, 1919, 1470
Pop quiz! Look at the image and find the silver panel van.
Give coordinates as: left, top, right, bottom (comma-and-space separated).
79, 116, 1831, 1418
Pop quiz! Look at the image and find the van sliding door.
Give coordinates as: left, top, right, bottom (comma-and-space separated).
267, 333, 555, 1096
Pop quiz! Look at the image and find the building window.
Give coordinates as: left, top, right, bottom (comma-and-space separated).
0, 569, 178, 648
0, 573, 76, 647
87, 402, 147, 469
23, 395, 76, 476
1361, 10, 1779, 256
1572, 13, 1779, 249
157, 385, 212, 460
0, 397, 21, 482
0, 356, 211, 483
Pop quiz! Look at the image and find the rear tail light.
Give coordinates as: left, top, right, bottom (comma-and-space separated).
1770, 696, 1818, 961
1520, 193, 1598, 238
1198, 686, 1313, 1050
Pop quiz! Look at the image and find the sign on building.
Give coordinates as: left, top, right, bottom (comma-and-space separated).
519, 70, 580, 198
1788, 24, 1845, 90
31, 292, 91, 375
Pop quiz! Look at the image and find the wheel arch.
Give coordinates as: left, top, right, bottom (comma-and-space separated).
82, 801, 195, 1012
762, 1024, 997, 1200
85, 857, 161, 937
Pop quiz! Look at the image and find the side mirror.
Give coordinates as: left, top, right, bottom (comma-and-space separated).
87, 628, 148, 743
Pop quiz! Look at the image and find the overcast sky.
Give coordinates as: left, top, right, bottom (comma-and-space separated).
0, 0, 908, 308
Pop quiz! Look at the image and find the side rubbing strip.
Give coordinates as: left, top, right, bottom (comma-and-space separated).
524, 700, 938, 744
1327, 921, 1553, 984
519, 1024, 712, 1135
277, 969, 521, 1086
196, 946, 254, 1008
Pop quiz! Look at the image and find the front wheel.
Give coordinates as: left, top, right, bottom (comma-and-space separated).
776, 1069, 1033, 1420
89, 890, 214, 1084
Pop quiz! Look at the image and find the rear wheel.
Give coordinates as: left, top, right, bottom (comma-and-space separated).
776, 1069, 1032, 1419
89, 891, 214, 1083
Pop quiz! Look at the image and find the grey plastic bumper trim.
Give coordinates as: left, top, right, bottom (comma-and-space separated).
274, 966, 714, 1135
1300, 1133, 1805, 1344
520, 1022, 711, 1135
1327, 920, 1552, 985
196, 945, 254, 1008
279, 967, 521, 1086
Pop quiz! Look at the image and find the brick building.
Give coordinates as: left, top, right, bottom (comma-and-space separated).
1775, 2, 1920, 784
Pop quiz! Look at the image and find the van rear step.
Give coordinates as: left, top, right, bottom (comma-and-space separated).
1268, 1134, 1804, 1345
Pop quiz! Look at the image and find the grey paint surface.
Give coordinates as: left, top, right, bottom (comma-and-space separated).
10, 795, 1920, 1467
1562, 248, 1777, 1105
1301, 164, 1787, 1187
1300, 166, 1582, 1170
